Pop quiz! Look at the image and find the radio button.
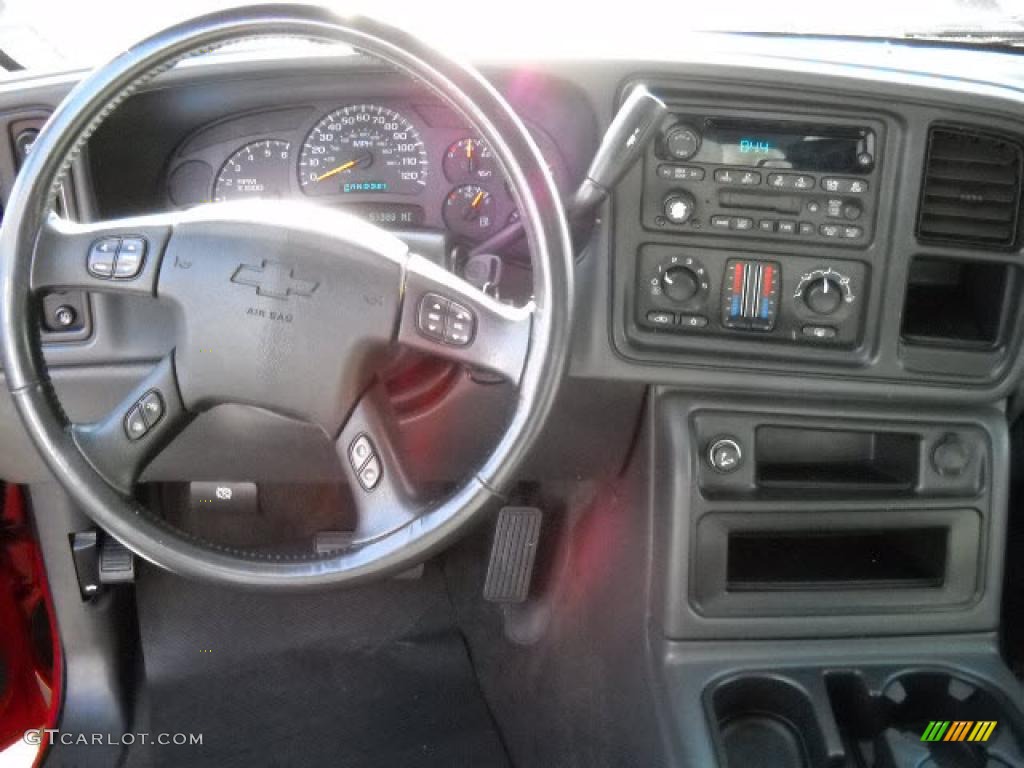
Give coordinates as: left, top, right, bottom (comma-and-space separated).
806, 200, 821, 214
822, 177, 870, 194
711, 215, 731, 229
663, 192, 696, 224
843, 225, 864, 239
731, 217, 754, 231
767, 173, 792, 189
819, 224, 842, 238
799, 222, 816, 236
794, 175, 815, 190
758, 219, 777, 233
777, 220, 797, 235
664, 125, 701, 161
714, 169, 761, 186
657, 164, 705, 181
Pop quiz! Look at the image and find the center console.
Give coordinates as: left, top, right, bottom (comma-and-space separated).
618, 72, 1024, 768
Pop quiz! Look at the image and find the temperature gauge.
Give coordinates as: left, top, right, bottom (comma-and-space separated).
443, 184, 497, 240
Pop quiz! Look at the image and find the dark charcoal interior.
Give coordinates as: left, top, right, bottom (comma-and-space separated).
0, 11, 1023, 768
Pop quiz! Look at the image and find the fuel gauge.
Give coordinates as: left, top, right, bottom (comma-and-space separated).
443, 184, 496, 240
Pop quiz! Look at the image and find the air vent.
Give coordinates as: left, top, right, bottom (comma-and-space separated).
918, 127, 1023, 248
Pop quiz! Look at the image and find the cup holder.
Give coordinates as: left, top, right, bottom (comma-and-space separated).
826, 670, 1024, 767
710, 675, 831, 768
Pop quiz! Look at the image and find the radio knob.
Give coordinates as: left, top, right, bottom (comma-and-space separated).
662, 266, 700, 303
663, 192, 696, 225
803, 277, 843, 315
663, 124, 701, 160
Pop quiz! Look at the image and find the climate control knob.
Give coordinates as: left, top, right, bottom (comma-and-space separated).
661, 266, 699, 303
663, 192, 696, 225
803, 277, 843, 315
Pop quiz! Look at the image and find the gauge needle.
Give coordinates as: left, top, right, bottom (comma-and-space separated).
314, 153, 369, 182
464, 190, 486, 221
466, 140, 475, 173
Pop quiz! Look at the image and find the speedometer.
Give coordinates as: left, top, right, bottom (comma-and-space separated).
297, 104, 428, 196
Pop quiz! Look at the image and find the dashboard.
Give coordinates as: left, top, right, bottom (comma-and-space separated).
2, 41, 1024, 488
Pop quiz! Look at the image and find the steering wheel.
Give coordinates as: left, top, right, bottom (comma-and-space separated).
0, 5, 572, 588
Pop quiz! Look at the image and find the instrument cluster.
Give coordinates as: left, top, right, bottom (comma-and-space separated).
166, 101, 569, 251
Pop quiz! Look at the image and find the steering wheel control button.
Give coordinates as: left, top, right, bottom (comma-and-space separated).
708, 437, 743, 473
349, 434, 374, 470
417, 294, 449, 341
113, 237, 147, 278
444, 302, 475, 346
358, 456, 382, 491
124, 406, 149, 441
87, 237, 120, 277
348, 433, 382, 491
138, 390, 164, 429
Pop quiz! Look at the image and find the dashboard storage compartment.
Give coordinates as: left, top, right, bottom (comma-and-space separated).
754, 426, 919, 492
901, 256, 1013, 347
726, 527, 947, 591
710, 675, 832, 768
693, 509, 981, 617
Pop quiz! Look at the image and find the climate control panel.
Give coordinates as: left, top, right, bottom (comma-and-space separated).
635, 244, 867, 347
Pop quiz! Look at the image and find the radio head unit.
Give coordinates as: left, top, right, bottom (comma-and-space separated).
644, 113, 881, 246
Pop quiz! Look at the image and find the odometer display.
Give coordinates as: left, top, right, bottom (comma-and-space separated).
298, 104, 428, 196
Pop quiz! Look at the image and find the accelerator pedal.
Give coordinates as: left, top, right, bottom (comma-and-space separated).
483, 506, 542, 603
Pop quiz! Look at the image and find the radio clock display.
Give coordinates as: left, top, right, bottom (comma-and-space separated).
739, 138, 773, 155
700, 121, 870, 172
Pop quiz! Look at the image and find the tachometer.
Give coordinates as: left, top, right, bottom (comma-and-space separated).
213, 139, 292, 202
298, 104, 428, 196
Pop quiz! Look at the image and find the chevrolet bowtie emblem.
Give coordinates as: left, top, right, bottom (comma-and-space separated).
231, 260, 319, 299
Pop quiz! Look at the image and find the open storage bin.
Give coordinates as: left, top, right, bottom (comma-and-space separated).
693, 509, 981, 617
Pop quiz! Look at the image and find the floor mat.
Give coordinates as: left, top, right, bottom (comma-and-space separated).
124, 564, 509, 768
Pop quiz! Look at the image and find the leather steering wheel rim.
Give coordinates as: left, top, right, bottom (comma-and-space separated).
0, 4, 573, 589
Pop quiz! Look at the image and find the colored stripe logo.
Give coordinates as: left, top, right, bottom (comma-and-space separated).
921, 721, 997, 742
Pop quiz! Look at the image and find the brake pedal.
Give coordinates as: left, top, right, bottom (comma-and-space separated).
99, 536, 135, 585
483, 507, 542, 603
